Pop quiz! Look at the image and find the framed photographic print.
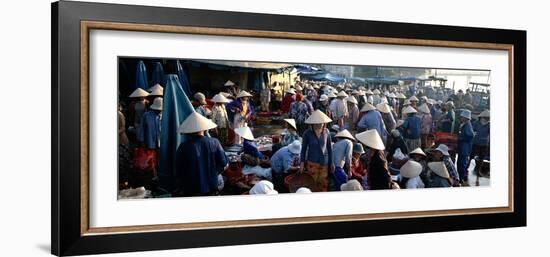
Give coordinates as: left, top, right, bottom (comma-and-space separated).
51, 1, 526, 256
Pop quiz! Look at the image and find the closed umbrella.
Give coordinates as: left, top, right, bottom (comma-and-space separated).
176, 60, 192, 97
135, 60, 148, 90
158, 74, 195, 193
151, 62, 164, 87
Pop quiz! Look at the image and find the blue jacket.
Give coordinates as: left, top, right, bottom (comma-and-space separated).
176, 136, 228, 196
402, 115, 421, 139
357, 110, 387, 139
138, 110, 161, 149
472, 120, 490, 146
243, 139, 264, 159
301, 128, 333, 167
458, 121, 474, 156
271, 146, 299, 174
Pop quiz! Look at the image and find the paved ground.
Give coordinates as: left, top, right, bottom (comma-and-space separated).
467, 158, 491, 187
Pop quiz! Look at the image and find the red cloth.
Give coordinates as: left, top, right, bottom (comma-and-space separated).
281, 94, 294, 113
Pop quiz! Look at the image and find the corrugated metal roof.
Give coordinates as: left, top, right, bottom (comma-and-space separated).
198, 60, 293, 70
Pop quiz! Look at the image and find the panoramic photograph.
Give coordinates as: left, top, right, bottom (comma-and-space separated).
116, 58, 491, 199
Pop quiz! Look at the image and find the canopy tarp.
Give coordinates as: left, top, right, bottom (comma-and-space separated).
135, 60, 148, 90
158, 74, 195, 193
366, 77, 399, 84
151, 62, 164, 87
302, 72, 345, 83
176, 60, 193, 97
293, 64, 323, 75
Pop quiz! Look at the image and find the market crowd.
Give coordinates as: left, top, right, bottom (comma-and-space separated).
119, 78, 490, 197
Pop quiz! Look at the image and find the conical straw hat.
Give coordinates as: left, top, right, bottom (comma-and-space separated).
365, 89, 374, 95
355, 129, 385, 150
284, 118, 297, 130
373, 89, 381, 94
376, 103, 391, 113
224, 80, 235, 86
285, 88, 296, 95
234, 126, 255, 141
327, 92, 337, 98
357, 90, 366, 96
236, 90, 253, 98
418, 104, 430, 114
428, 161, 449, 178
335, 129, 355, 141
409, 95, 419, 102
337, 91, 348, 97
346, 96, 358, 104
129, 88, 149, 98
479, 110, 490, 118
177, 112, 218, 134
148, 84, 164, 93
149, 86, 164, 97
400, 160, 423, 178
340, 179, 363, 191
149, 97, 163, 111
212, 93, 230, 103
397, 92, 407, 99
403, 106, 418, 114
409, 147, 426, 156
305, 110, 333, 124
360, 102, 376, 112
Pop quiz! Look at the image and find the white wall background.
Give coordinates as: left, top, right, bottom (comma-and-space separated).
0, 0, 545, 256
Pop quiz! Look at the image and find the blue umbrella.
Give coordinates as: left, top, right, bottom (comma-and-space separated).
151, 62, 164, 87
135, 60, 148, 90
158, 74, 195, 193
176, 60, 192, 97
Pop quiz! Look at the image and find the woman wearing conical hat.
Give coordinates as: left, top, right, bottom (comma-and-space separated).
471, 110, 490, 177
345, 96, 360, 132
331, 129, 355, 190
128, 88, 150, 137
211, 93, 231, 145
427, 161, 452, 188
418, 103, 433, 148
402, 106, 422, 152
175, 112, 228, 196
226, 90, 254, 144
299, 110, 334, 192
355, 129, 392, 190
399, 160, 425, 189
289, 93, 311, 135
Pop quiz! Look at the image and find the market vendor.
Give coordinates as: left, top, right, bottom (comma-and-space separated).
211, 93, 231, 145
430, 144, 460, 186
281, 118, 300, 147
399, 160, 425, 189
270, 140, 302, 192
227, 90, 253, 144
331, 129, 355, 190
234, 126, 265, 166
194, 92, 212, 119
356, 129, 392, 190
427, 161, 452, 188
300, 110, 334, 192
175, 112, 228, 197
